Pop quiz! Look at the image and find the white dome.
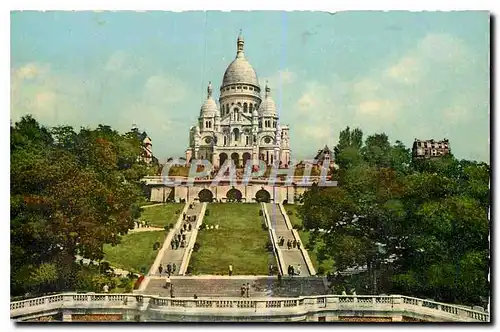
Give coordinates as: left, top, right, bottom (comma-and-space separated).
222, 57, 259, 87
200, 81, 218, 117
260, 85, 277, 116
200, 97, 218, 117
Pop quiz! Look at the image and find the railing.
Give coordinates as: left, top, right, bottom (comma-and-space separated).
278, 203, 316, 276
10, 293, 489, 322
140, 201, 191, 290
261, 203, 286, 276
179, 203, 207, 275
141, 176, 328, 186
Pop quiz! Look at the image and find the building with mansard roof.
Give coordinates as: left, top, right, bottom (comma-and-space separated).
185, 32, 291, 168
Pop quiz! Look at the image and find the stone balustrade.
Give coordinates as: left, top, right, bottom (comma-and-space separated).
179, 202, 207, 275
142, 175, 327, 186
261, 203, 286, 276
278, 202, 316, 276
11, 293, 489, 322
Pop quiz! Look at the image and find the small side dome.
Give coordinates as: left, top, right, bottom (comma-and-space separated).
200, 81, 218, 117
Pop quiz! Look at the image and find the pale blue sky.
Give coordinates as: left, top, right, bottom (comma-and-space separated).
11, 11, 490, 162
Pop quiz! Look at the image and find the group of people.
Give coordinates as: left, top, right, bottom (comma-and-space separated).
183, 212, 197, 222
170, 233, 187, 250
171, 217, 196, 250
158, 263, 177, 276
287, 263, 302, 276
134, 220, 149, 229
278, 236, 301, 250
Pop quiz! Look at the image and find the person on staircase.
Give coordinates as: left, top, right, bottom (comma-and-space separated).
293, 239, 297, 248
229, 264, 233, 276
297, 241, 301, 249
240, 284, 246, 297
173, 263, 177, 274
297, 264, 301, 276
158, 264, 163, 276
167, 263, 172, 275
165, 276, 171, 289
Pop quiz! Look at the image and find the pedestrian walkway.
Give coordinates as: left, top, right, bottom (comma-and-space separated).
128, 224, 164, 233
152, 202, 203, 276
144, 276, 327, 298
74, 255, 134, 277
265, 203, 309, 276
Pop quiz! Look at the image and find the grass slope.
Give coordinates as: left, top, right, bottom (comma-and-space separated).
103, 231, 166, 273
140, 203, 183, 227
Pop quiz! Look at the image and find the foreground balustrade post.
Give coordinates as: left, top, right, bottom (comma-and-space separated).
255, 301, 266, 312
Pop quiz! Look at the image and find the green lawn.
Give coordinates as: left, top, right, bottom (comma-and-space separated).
284, 205, 335, 275
189, 203, 276, 275
140, 203, 183, 227
103, 231, 166, 273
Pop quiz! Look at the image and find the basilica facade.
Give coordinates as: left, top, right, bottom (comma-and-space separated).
185, 33, 291, 169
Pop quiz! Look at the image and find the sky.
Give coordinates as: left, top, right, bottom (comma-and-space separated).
10, 11, 490, 163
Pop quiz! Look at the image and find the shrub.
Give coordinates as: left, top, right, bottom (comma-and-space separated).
205, 209, 210, 216
317, 266, 326, 275
193, 242, 201, 252
265, 240, 274, 252
175, 209, 181, 214
287, 210, 294, 216
259, 210, 263, 216
283, 200, 288, 205
118, 277, 130, 288
186, 266, 193, 275
261, 223, 268, 231
124, 283, 133, 293
153, 242, 161, 250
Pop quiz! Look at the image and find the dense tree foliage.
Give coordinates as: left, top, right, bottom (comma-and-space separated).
11, 116, 158, 296
301, 127, 490, 306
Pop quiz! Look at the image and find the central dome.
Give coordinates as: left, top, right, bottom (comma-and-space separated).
221, 33, 260, 88
222, 57, 259, 87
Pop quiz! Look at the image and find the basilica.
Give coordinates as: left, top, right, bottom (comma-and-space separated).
185, 33, 291, 169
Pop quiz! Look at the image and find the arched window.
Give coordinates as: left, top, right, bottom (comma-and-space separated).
246, 136, 249, 145
226, 104, 229, 113
243, 103, 248, 113
234, 128, 240, 141
237, 102, 242, 107
249, 104, 253, 112
224, 136, 227, 146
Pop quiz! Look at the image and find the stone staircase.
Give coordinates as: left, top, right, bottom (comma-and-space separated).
143, 277, 327, 298
152, 202, 203, 276
265, 203, 309, 276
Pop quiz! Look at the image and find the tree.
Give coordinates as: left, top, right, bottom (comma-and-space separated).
11, 116, 150, 297
304, 128, 490, 305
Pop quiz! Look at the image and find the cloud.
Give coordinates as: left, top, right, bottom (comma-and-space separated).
11, 53, 188, 145
261, 69, 296, 89
286, 33, 488, 162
